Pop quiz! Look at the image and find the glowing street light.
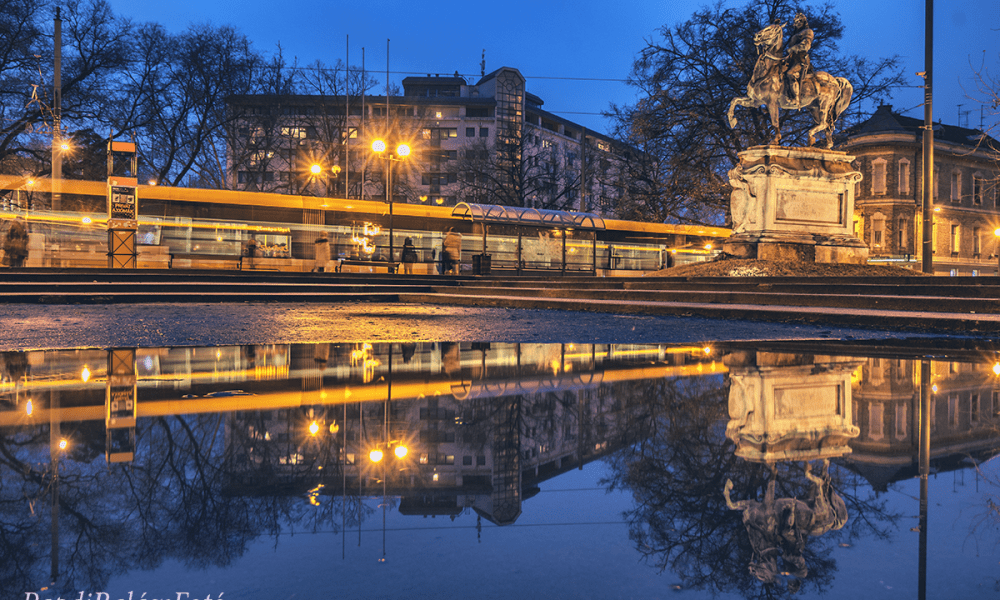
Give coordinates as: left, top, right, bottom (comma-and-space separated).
369, 448, 384, 463
371, 139, 412, 267
309, 421, 320, 436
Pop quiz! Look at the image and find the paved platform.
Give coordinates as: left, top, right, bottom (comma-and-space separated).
1, 268, 999, 336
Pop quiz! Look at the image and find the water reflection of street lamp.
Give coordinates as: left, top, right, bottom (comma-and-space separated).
371, 140, 410, 264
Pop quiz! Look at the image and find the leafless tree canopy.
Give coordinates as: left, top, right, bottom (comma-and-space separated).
605, 0, 905, 226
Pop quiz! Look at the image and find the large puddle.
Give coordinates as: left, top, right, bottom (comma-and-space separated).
2, 342, 998, 599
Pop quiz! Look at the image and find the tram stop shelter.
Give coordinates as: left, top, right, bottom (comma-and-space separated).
451, 202, 605, 275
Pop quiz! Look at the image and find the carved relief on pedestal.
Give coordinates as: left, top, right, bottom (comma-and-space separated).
724, 146, 867, 264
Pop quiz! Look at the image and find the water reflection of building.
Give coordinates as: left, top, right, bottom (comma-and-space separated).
849, 355, 1000, 489
1, 342, 720, 528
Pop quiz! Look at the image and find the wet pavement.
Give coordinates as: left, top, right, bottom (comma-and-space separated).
0, 302, 949, 350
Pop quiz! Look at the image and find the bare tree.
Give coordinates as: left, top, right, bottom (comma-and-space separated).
0, 0, 130, 190
607, 0, 905, 226
456, 127, 583, 210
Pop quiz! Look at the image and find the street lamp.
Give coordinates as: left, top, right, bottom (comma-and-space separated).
993, 228, 1000, 275
371, 140, 411, 265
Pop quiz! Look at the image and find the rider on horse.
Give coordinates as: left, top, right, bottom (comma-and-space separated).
784, 13, 813, 106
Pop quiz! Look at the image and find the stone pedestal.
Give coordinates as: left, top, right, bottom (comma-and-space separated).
724, 146, 867, 264
724, 351, 862, 463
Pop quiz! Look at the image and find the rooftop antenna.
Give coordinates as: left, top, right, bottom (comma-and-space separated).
958, 104, 971, 128
480, 49, 486, 78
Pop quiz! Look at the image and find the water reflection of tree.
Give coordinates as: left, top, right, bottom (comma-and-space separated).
600, 375, 900, 599
0, 410, 368, 595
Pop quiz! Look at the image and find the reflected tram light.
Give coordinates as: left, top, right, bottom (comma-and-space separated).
81, 366, 91, 382
25, 399, 32, 416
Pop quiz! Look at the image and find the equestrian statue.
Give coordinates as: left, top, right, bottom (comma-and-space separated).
727, 13, 853, 148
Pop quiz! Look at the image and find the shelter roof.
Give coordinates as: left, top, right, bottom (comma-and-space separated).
452, 202, 605, 230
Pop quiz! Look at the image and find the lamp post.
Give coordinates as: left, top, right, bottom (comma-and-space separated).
371, 140, 410, 265
993, 228, 1000, 275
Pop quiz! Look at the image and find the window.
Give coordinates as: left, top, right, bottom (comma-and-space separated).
463, 455, 472, 466
872, 213, 885, 248
974, 227, 982, 255
951, 224, 960, 254
466, 127, 475, 137
951, 170, 962, 203
466, 107, 493, 118
872, 158, 887, 195
425, 127, 457, 140
421, 172, 457, 186
280, 126, 307, 139
479, 127, 489, 138
869, 403, 884, 440
898, 159, 910, 195
974, 175, 985, 205
895, 403, 908, 440
898, 218, 907, 250
476, 455, 486, 466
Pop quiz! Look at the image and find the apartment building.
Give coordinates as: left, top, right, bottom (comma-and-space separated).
227, 67, 624, 214
841, 105, 1000, 275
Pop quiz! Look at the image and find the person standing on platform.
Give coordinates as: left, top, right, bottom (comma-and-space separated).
313, 231, 331, 272
443, 228, 462, 275
243, 236, 258, 270
3, 216, 28, 268
401, 237, 418, 274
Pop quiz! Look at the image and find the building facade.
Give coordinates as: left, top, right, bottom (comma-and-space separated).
227, 67, 625, 215
841, 105, 1000, 275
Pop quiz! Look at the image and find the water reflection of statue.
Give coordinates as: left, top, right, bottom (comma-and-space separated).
724, 460, 847, 586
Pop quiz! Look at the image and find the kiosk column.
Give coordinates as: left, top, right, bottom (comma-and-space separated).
107, 140, 138, 268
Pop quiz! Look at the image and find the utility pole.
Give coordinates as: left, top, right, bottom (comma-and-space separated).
920, 0, 934, 274
51, 7, 63, 212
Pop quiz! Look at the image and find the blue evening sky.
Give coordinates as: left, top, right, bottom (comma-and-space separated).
103, 0, 998, 134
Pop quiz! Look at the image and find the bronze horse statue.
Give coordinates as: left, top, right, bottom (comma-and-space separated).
727, 23, 853, 148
